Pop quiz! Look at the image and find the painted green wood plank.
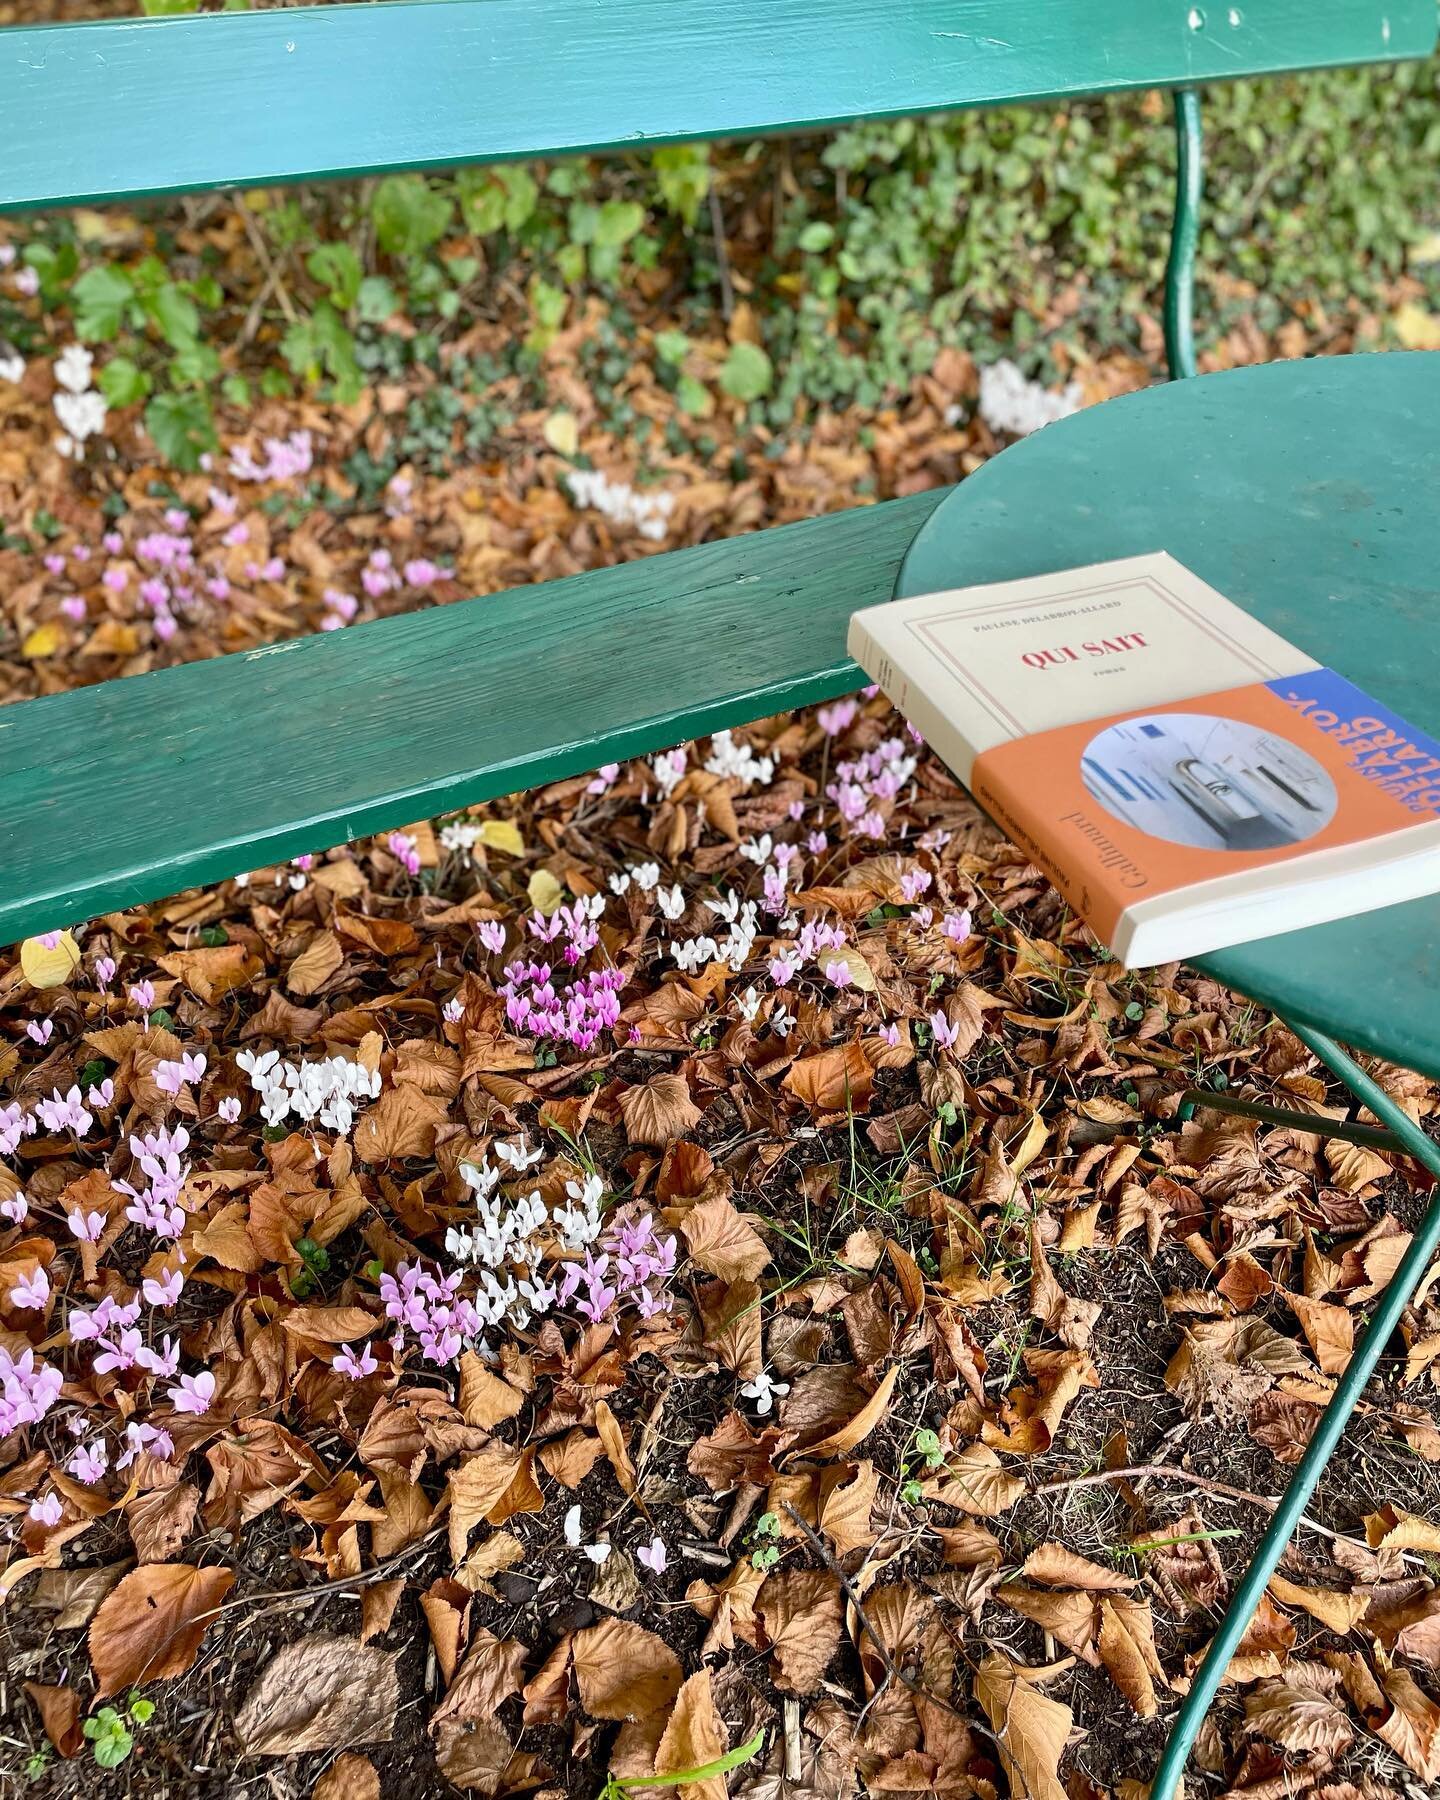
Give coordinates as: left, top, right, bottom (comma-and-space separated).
0, 491, 944, 946
899, 350, 1440, 1082
0, 0, 1431, 212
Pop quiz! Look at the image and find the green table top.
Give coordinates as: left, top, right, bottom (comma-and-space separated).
898, 351, 1440, 1079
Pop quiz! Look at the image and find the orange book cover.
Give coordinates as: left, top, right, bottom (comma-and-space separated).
972, 675, 1440, 953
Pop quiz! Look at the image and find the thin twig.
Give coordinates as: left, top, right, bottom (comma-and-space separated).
234, 195, 298, 326
1030, 1463, 1419, 1564
708, 182, 734, 323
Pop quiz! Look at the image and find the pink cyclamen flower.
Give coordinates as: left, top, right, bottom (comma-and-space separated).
333, 1342, 378, 1380
387, 831, 421, 876
807, 830, 829, 854
60, 596, 86, 622
476, 919, 506, 954
0, 1194, 29, 1225
102, 530, 124, 554
9, 1267, 50, 1310
155, 1051, 206, 1095
142, 1268, 184, 1309
129, 980, 155, 1013
103, 566, 128, 593
816, 697, 859, 738
25, 1019, 53, 1046
931, 1010, 960, 1052
167, 1370, 215, 1415
66, 1442, 109, 1484
880, 1022, 901, 1048
28, 1491, 64, 1526
636, 1535, 668, 1575
403, 557, 443, 586
442, 998, 464, 1024
769, 953, 798, 986
900, 868, 932, 903
788, 800, 806, 821
88, 1078, 114, 1110
95, 955, 117, 989
823, 958, 853, 990
944, 909, 973, 945
586, 762, 620, 795
38, 930, 62, 949
14, 265, 40, 296
67, 1207, 106, 1243
217, 1096, 241, 1124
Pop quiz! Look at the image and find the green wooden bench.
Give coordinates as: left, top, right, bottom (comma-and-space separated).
2, 5, 1438, 1794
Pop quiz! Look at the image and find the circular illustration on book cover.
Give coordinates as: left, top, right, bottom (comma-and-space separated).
1080, 713, 1338, 852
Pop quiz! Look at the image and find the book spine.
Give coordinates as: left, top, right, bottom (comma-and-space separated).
846, 611, 979, 787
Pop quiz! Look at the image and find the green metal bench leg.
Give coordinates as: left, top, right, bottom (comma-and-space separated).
1164, 88, 1203, 381
1151, 1020, 1440, 1800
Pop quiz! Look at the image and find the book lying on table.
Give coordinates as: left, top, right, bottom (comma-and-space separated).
848, 551, 1440, 968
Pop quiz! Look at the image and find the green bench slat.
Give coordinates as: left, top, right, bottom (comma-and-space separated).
0, 493, 945, 944
1, 0, 1431, 212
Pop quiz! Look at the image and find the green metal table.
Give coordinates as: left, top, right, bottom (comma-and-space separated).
898, 350, 1440, 1797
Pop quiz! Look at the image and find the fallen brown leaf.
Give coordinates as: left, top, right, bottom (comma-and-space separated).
234, 1635, 399, 1755
88, 1561, 235, 1697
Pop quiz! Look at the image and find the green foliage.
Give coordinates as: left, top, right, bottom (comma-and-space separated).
652, 143, 712, 227
372, 175, 454, 257
145, 391, 217, 472
81, 1691, 154, 1770
719, 341, 773, 403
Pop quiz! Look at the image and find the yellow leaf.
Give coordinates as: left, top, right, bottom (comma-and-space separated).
527, 869, 564, 915
477, 819, 526, 857
826, 947, 875, 992
542, 410, 579, 456
22, 622, 65, 659
20, 931, 81, 990
1393, 302, 1440, 352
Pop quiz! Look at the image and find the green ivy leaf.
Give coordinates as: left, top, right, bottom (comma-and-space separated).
356, 276, 399, 324
71, 265, 135, 342
594, 200, 646, 248
144, 391, 217, 471
798, 221, 835, 252
306, 243, 363, 310
97, 356, 151, 407
372, 176, 453, 257
718, 341, 773, 403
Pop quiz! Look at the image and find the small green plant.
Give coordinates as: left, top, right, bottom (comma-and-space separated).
747, 1510, 782, 1571
599, 1727, 765, 1799
899, 1425, 945, 1505
289, 1235, 330, 1298
83, 1692, 153, 1769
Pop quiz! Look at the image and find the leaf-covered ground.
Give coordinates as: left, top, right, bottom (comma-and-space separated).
3, 672, 1440, 1799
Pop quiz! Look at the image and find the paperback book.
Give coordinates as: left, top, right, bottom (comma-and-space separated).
848, 552, 1440, 967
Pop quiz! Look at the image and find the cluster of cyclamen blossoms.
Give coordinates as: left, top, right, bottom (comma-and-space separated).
236, 1048, 382, 1134
429, 1140, 677, 1353
493, 895, 627, 1052
670, 889, 763, 976
565, 468, 676, 543
646, 730, 776, 805
828, 734, 921, 840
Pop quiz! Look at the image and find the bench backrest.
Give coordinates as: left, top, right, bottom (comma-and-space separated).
0, 0, 1432, 214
